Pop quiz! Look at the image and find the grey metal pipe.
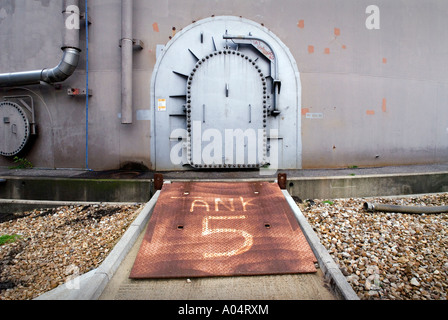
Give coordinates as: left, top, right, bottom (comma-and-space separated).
0, 70, 45, 88
41, 48, 81, 83
0, 0, 81, 88
62, 0, 81, 50
364, 202, 448, 214
121, 0, 133, 124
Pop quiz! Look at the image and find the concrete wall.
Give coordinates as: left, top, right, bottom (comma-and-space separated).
1, 0, 447, 170
0, 177, 153, 204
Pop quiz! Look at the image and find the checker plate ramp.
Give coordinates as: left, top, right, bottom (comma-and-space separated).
130, 182, 317, 279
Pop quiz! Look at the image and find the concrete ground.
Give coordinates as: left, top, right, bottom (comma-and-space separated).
99, 222, 336, 300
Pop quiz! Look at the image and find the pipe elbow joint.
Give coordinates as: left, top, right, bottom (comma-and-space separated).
41, 48, 81, 83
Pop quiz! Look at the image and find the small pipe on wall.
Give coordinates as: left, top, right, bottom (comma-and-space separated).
121, 0, 134, 124
0, 0, 81, 88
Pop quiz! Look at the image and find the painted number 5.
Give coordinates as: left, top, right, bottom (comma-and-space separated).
202, 216, 254, 259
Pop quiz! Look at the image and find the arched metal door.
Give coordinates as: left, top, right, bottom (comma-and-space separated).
151, 16, 302, 172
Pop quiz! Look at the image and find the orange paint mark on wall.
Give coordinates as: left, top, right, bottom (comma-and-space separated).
302, 108, 310, 116
298, 20, 305, 29
334, 28, 340, 36
382, 98, 387, 112
153, 23, 160, 33
342, 45, 347, 49
366, 110, 375, 116
308, 45, 314, 54
383, 58, 387, 64
324, 48, 330, 54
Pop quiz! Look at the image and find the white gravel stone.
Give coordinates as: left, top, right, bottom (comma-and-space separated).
298, 193, 448, 300
410, 278, 420, 286
0, 204, 143, 300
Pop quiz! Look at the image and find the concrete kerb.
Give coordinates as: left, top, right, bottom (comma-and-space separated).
34, 191, 161, 300
282, 190, 360, 300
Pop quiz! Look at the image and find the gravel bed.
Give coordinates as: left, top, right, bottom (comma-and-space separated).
297, 193, 448, 300
0, 204, 144, 300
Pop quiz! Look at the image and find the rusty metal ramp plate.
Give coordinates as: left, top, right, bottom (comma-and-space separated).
129, 182, 317, 279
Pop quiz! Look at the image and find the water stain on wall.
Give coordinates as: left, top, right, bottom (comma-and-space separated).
0, 0, 15, 24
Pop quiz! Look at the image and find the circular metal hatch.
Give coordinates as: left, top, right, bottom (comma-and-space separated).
0, 101, 30, 156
